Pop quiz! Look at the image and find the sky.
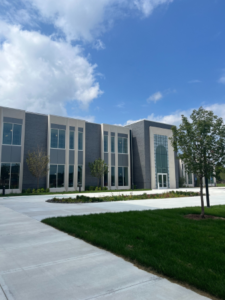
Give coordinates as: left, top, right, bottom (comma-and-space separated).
0, 0, 224, 126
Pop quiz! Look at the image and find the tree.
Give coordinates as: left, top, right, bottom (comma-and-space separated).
170, 107, 225, 218
89, 158, 108, 187
26, 147, 49, 189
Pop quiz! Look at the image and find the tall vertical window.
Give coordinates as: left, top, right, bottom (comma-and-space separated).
69, 165, 74, 187
111, 167, 115, 186
104, 172, 108, 186
111, 136, 115, 153
118, 167, 128, 186
3, 123, 22, 145
70, 131, 74, 150
1, 163, 20, 189
51, 129, 65, 149
118, 137, 128, 154
49, 165, 64, 188
104, 135, 108, 152
188, 173, 192, 185
77, 165, 83, 185
78, 132, 83, 150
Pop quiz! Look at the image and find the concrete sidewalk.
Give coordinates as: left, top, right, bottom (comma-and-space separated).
1, 189, 223, 299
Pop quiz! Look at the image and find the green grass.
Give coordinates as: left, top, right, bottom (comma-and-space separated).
48, 191, 200, 203
43, 206, 225, 299
216, 183, 225, 187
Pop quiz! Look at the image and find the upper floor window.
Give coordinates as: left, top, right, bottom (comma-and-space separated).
111, 136, 115, 153
78, 131, 83, 150
118, 137, 128, 154
51, 129, 65, 149
104, 135, 108, 152
3, 123, 22, 145
70, 131, 74, 150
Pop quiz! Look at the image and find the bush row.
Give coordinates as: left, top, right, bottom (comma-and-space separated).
22, 188, 50, 194
85, 186, 108, 191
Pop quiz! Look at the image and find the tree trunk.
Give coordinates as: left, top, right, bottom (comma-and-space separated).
200, 177, 205, 218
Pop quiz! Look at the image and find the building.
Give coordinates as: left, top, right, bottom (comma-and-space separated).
0, 106, 180, 194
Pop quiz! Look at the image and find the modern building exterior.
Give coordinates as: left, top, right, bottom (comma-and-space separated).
0, 106, 182, 194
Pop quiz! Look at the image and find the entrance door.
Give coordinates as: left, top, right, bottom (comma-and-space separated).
157, 173, 168, 189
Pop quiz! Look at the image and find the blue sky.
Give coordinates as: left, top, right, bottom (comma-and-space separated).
0, 0, 224, 126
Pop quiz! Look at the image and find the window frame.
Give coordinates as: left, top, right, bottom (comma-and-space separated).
50, 128, 66, 149
49, 164, 65, 188
118, 166, 129, 186
118, 137, 128, 154
0, 162, 20, 189
2, 122, 22, 146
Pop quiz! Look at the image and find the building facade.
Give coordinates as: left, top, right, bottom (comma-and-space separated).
0, 106, 181, 193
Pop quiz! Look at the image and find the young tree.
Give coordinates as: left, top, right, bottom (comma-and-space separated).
170, 107, 225, 218
26, 147, 49, 189
89, 158, 108, 187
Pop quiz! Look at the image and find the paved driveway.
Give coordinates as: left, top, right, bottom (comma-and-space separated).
0, 188, 223, 300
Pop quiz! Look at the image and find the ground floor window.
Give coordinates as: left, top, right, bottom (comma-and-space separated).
209, 176, 214, 184
77, 165, 83, 186
118, 167, 128, 186
111, 167, 115, 186
69, 165, 74, 187
104, 172, 108, 186
1, 163, 20, 189
188, 173, 192, 185
50, 165, 65, 188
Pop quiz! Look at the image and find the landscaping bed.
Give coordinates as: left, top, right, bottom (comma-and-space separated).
46, 191, 200, 203
43, 205, 225, 300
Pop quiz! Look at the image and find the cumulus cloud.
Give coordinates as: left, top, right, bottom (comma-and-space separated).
147, 91, 163, 103
0, 21, 102, 115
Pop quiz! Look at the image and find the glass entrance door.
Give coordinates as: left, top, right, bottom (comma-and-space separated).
157, 173, 168, 189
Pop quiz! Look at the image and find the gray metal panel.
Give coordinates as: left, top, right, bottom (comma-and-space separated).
1, 146, 12, 162
118, 154, 128, 166
118, 133, 128, 138
11, 147, 21, 162
69, 150, 75, 165
57, 150, 65, 164
111, 153, 115, 166
118, 154, 123, 166
111, 132, 115, 136
104, 131, 108, 135
78, 151, 83, 164
69, 126, 75, 131
78, 127, 83, 132
50, 149, 58, 164
3, 117, 23, 124
123, 154, 128, 167
104, 153, 108, 165
51, 123, 66, 130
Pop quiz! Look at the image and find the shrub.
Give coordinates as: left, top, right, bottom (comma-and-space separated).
45, 188, 49, 193
36, 189, 41, 193
32, 189, 36, 194
89, 186, 95, 191
26, 188, 32, 194
40, 188, 45, 193
103, 187, 108, 190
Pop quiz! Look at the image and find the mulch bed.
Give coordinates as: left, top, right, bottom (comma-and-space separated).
185, 214, 225, 221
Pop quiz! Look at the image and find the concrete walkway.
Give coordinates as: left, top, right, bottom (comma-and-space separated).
0, 188, 223, 300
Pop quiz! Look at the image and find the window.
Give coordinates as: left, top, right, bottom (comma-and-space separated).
78, 132, 83, 151
1, 163, 20, 189
77, 165, 83, 185
104, 135, 108, 152
69, 165, 74, 187
51, 129, 65, 149
156, 145, 168, 174
3, 123, 22, 145
118, 137, 128, 154
70, 131, 74, 150
188, 173, 192, 185
104, 172, 108, 186
111, 136, 115, 153
49, 165, 64, 188
209, 176, 214, 184
118, 167, 128, 186
111, 167, 115, 186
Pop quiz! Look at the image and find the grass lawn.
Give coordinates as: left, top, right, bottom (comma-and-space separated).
216, 184, 225, 187
43, 205, 225, 299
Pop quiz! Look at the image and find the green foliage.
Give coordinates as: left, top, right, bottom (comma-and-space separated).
179, 176, 185, 187
45, 188, 49, 193
32, 189, 36, 194
88, 158, 108, 187
26, 188, 32, 194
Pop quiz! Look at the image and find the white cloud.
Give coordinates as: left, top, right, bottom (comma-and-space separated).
116, 102, 125, 108
147, 91, 163, 103
71, 115, 95, 122
219, 76, 225, 84
0, 21, 102, 116
93, 39, 105, 50
188, 79, 201, 84
133, 0, 173, 17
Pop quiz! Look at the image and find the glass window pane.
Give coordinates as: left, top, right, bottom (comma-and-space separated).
69, 131, 74, 150
124, 167, 128, 186
158, 175, 162, 188
156, 145, 168, 174
188, 173, 192, 184
111, 136, 115, 153
10, 163, 20, 189
51, 129, 58, 148
78, 132, 83, 151
118, 167, 123, 186
118, 137, 123, 153
104, 135, 108, 152
78, 165, 83, 185
104, 172, 108, 186
50, 165, 57, 188
1, 163, 10, 189
57, 165, 64, 188
163, 174, 167, 188
58, 130, 65, 149
111, 167, 115, 186
3, 123, 12, 145
13, 124, 22, 145
69, 165, 74, 187
123, 138, 128, 154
